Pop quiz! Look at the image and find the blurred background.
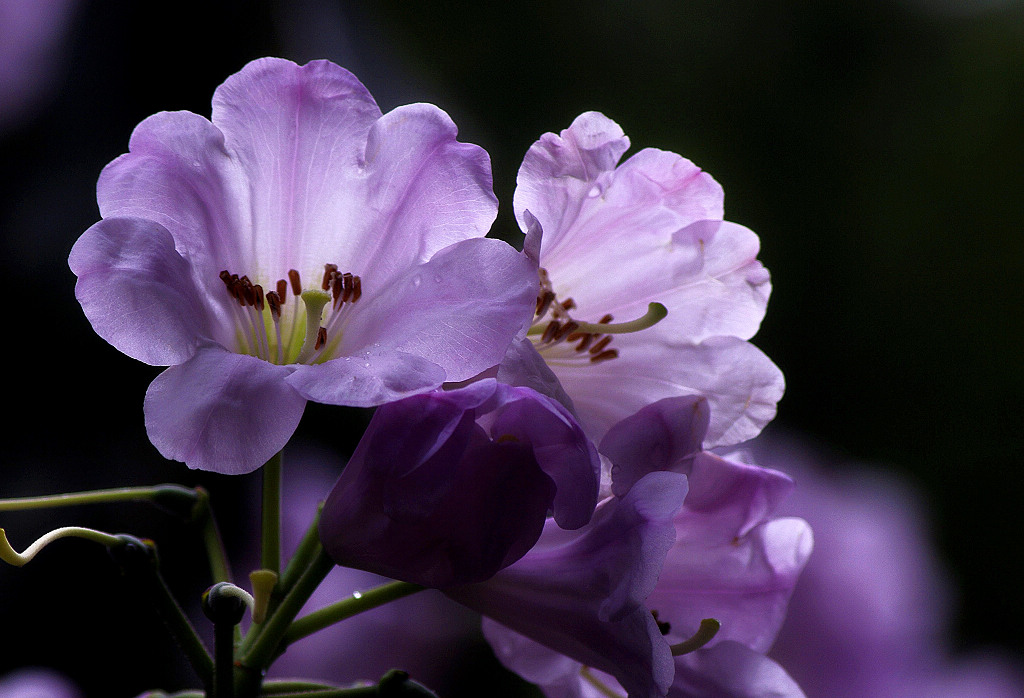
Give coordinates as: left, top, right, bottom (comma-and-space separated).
1, 0, 1022, 695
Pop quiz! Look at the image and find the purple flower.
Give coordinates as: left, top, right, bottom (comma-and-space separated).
449, 471, 689, 698
69, 58, 536, 474
469, 398, 812, 698
268, 449, 481, 691
318, 379, 600, 587
752, 433, 1024, 698
499, 112, 784, 447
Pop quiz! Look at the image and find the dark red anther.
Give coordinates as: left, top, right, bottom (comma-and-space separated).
341, 272, 354, 302
554, 321, 580, 342
571, 333, 594, 352
350, 276, 362, 303
219, 270, 232, 285
266, 291, 282, 319
560, 297, 576, 312
253, 284, 265, 312
330, 272, 343, 306
588, 335, 613, 355
589, 348, 619, 363
322, 263, 339, 291
288, 269, 302, 296
314, 326, 327, 351
239, 276, 256, 306
228, 278, 244, 304
276, 279, 288, 304
541, 320, 561, 344
535, 290, 555, 318
598, 313, 614, 324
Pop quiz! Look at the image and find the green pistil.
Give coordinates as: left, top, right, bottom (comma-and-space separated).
294, 290, 331, 364
528, 302, 668, 336
670, 617, 721, 656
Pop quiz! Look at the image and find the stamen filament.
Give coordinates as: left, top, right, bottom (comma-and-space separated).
0, 526, 122, 566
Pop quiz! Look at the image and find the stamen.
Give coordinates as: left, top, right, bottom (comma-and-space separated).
589, 348, 619, 363
341, 272, 354, 302
314, 326, 327, 351
541, 320, 561, 344
536, 290, 556, 318
321, 263, 339, 291
571, 333, 594, 351
670, 618, 721, 656
588, 335, 613, 355
350, 275, 362, 303
276, 279, 288, 304
288, 269, 302, 296
253, 284, 265, 312
553, 320, 580, 342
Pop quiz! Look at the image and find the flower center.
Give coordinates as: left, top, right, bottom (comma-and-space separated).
528, 267, 666, 366
219, 264, 363, 365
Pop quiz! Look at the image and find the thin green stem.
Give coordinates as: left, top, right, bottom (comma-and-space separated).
195, 487, 232, 584
0, 526, 122, 566
262, 452, 283, 574
0, 484, 197, 512
277, 504, 323, 595
284, 581, 424, 645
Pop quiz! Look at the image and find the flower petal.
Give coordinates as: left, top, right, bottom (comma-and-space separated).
600, 395, 710, 498
287, 350, 447, 408
556, 335, 785, 447
341, 237, 537, 383
673, 641, 807, 698
69, 217, 208, 365
319, 384, 557, 587
212, 58, 496, 286
144, 344, 306, 474
448, 471, 688, 698
647, 454, 812, 654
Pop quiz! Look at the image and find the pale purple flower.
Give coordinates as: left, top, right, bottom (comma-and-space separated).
500, 112, 784, 448
319, 379, 600, 587
458, 398, 812, 698
751, 433, 1024, 698
69, 58, 536, 474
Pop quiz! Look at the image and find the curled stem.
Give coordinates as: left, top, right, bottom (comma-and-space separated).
0, 526, 122, 566
670, 618, 721, 656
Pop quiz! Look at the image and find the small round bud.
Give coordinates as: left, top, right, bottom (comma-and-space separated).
202, 582, 248, 626
107, 534, 158, 573
379, 669, 438, 697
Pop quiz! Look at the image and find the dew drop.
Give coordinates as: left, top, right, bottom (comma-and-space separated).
352, 590, 363, 599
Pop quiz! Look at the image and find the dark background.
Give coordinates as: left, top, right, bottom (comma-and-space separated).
1, 1, 1021, 695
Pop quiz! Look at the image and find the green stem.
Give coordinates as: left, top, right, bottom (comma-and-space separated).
277, 504, 323, 595
195, 487, 232, 584
284, 581, 424, 645
236, 548, 335, 697
262, 452, 283, 574
0, 484, 197, 512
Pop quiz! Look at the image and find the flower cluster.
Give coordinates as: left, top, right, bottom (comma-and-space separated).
61, 58, 810, 697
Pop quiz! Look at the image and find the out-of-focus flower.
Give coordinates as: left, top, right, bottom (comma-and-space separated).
751, 432, 1024, 698
498, 112, 783, 448
0, 0, 77, 131
319, 379, 600, 587
0, 668, 81, 698
69, 57, 536, 474
453, 397, 812, 698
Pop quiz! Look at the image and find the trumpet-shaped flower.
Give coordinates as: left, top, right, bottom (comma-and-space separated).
69, 58, 536, 474
319, 379, 600, 587
501, 112, 783, 447
469, 398, 811, 698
